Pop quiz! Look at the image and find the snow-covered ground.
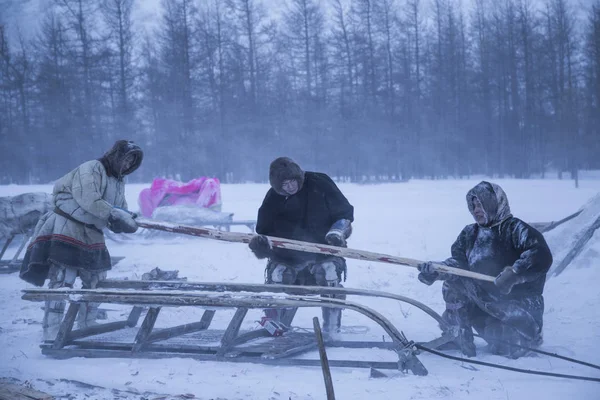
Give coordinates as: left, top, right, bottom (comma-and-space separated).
1, 179, 599, 399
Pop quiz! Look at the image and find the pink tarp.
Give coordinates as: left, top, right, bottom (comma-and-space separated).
138, 177, 222, 218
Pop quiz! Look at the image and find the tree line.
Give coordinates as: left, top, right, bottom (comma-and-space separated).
1, 0, 599, 184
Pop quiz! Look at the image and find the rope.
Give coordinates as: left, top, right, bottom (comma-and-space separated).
471, 334, 600, 371
415, 344, 600, 383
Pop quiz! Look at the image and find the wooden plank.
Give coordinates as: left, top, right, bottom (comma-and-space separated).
135, 217, 495, 282
68, 320, 131, 341
132, 307, 161, 352
230, 328, 270, 346
218, 308, 248, 354
127, 306, 144, 327
536, 210, 583, 233
552, 213, 600, 277
0, 235, 14, 259
199, 309, 216, 328
326, 341, 397, 350
313, 317, 336, 400
63, 340, 222, 354
52, 303, 80, 349
0, 383, 53, 400
261, 341, 317, 360
95, 280, 446, 327
146, 309, 215, 344
40, 347, 401, 370
280, 307, 298, 327
146, 321, 209, 343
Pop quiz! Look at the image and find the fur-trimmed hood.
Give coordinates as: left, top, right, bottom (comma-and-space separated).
269, 157, 305, 196
466, 181, 512, 227
98, 140, 143, 179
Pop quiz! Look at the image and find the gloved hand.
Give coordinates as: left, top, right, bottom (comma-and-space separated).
417, 261, 439, 286
249, 235, 271, 259
325, 219, 352, 247
108, 207, 138, 234
325, 230, 346, 247
494, 266, 524, 295
114, 207, 138, 219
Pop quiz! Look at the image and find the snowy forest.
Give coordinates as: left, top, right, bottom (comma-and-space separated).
0, 0, 599, 184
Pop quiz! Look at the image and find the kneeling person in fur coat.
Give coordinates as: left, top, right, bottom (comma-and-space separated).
417, 181, 553, 359
20, 140, 143, 339
249, 157, 354, 335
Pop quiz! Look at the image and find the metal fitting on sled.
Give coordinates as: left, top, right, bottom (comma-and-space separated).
396, 339, 428, 376
259, 317, 288, 336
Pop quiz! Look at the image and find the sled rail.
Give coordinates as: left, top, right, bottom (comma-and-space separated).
97, 280, 446, 328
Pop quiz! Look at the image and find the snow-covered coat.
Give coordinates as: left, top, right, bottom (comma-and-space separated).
20, 141, 143, 286
440, 181, 553, 341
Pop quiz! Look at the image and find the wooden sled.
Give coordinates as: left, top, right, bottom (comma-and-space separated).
0, 232, 31, 273
21, 281, 456, 376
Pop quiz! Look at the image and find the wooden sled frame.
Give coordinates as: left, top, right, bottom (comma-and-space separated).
0, 232, 31, 273
21, 282, 454, 376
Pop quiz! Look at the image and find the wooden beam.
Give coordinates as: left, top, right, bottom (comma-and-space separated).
40, 347, 401, 370
146, 310, 215, 344
135, 217, 495, 282
95, 280, 446, 327
127, 306, 144, 327
68, 320, 131, 341
551, 213, 600, 277
52, 303, 80, 349
132, 307, 161, 352
313, 317, 336, 400
0, 234, 14, 259
218, 308, 248, 355
261, 342, 317, 360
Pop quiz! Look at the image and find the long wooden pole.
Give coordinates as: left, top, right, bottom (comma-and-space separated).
135, 218, 496, 282
313, 317, 336, 400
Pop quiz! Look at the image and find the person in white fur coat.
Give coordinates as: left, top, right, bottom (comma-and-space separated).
20, 140, 143, 339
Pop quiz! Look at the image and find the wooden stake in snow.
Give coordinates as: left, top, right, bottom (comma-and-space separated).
313, 317, 336, 400
135, 218, 496, 283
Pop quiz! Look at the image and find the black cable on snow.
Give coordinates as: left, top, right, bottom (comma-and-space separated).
471, 334, 600, 371
415, 344, 600, 383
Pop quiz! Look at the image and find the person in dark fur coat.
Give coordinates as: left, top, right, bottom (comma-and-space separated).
20, 140, 143, 339
417, 181, 553, 358
249, 157, 354, 334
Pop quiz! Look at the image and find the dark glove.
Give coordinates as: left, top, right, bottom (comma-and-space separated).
114, 207, 138, 219
325, 219, 352, 247
249, 235, 271, 259
325, 231, 346, 247
494, 266, 524, 295
108, 208, 138, 234
417, 261, 439, 286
